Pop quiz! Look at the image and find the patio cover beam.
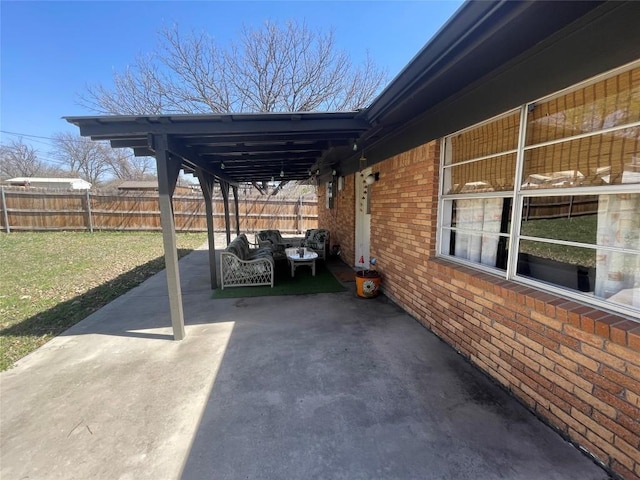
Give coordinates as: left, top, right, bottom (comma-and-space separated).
73, 116, 369, 138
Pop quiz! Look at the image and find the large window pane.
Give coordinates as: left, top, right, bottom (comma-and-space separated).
446, 153, 516, 194
520, 193, 640, 248
526, 67, 640, 145
518, 241, 596, 291
522, 127, 640, 189
518, 241, 640, 308
443, 198, 511, 270
448, 111, 520, 164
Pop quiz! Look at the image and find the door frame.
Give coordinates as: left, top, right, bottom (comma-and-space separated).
355, 168, 372, 268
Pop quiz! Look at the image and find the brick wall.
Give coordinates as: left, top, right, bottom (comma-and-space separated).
318, 175, 356, 265
361, 140, 640, 479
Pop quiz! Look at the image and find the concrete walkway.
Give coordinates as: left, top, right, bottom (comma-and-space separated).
1, 248, 608, 479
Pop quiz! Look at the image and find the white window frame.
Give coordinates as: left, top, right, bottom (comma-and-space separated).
437, 60, 640, 319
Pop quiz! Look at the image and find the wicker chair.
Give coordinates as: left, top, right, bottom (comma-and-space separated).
302, 229, 330, 260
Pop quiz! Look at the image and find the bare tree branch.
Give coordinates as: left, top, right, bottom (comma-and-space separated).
0, 139, 60, 179
80, 20, 388, 115
51, 133, 112, 185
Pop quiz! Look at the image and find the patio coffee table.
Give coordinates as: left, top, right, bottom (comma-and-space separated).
285, 247, 319, 277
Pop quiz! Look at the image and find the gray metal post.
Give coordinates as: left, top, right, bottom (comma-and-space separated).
196, 168, 218, 289
232, 185, 240, 236
1, 187, 9, 233
154, 135, 185, 341
220, 181, 231, 244
298, 195, 303, 234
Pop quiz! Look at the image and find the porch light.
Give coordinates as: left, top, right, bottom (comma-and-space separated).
366, 172, 379, 185
280, 169, 284, 177
220, 161, 225, 170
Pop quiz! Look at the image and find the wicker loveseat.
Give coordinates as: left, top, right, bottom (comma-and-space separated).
220, 234, 275, 289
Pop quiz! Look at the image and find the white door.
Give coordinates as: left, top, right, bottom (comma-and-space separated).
355, 168, 371, 268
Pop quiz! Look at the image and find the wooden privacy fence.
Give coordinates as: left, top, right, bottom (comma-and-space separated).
522, 195, 598, 220
0, 188, 318, 234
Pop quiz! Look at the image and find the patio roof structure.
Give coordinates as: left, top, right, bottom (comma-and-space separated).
65, 0, 640, 340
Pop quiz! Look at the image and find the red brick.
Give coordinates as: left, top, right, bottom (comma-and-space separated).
568, 305, 594, 328
611, 321, 639, 346
556, 300, 585, 324
605, 336, 640, 364
629, 327, 640, 352
552, 384, 592, 415
527, 329, 561, 352
555, 364, 594, 393
573, 387, 617, 419
515, 313, 546, 334
563, 324, 604, 348
626, 390, 640, 409
614, 436, 640, 463
593, 387, 640, 420
545, 297, 566, 319
594, 315, 623, 340
617, 412, 640, 441
531, 291, 558, 314
545, 329, 581, 350
628, 364, 640, 382
601, 366, 640, 395
578, 366, 625, 396
571, 408, 615, 443
592, 410, 640, 450
580, 311, 599, 334
581, 343, 627, 371
609, 460, 637, 480
531, 310, 563, 331
559, 345, 598, 371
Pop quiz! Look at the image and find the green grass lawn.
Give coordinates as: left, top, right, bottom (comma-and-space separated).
0, 231, 207, 371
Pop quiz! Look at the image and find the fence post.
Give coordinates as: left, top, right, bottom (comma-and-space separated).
85, 190, 94, 233
1, 187, 10, 233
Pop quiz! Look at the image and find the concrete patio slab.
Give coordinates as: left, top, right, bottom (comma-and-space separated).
1, 248, 609, 479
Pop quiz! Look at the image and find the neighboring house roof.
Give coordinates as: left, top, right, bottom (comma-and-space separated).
117, 181, 160, 190
6, 177, 92, 189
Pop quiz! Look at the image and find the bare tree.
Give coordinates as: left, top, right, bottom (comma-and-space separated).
51, 133, 112, 186
0, 139, 52, 179
81, 21, 388, 115
105, 149, 155, 180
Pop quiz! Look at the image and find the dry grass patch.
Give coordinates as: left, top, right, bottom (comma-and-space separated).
0, 231, 207, 371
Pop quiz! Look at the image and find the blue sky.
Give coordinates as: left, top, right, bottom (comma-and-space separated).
1, 0, 463, 161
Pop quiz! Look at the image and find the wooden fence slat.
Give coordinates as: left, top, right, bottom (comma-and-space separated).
0, 189, 319, 234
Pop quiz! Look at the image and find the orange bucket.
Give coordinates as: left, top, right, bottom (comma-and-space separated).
355, 270, 381, 298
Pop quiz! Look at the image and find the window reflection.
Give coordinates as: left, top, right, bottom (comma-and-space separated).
522, 127, 640, 189
518, 193, 640, 306
526, 67, 640, 145
449, 111, 520, 164
518, 241, 596, 291
446, 153, 516, 194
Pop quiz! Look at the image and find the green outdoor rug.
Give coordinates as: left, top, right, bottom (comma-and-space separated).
212, 261, 347, 298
